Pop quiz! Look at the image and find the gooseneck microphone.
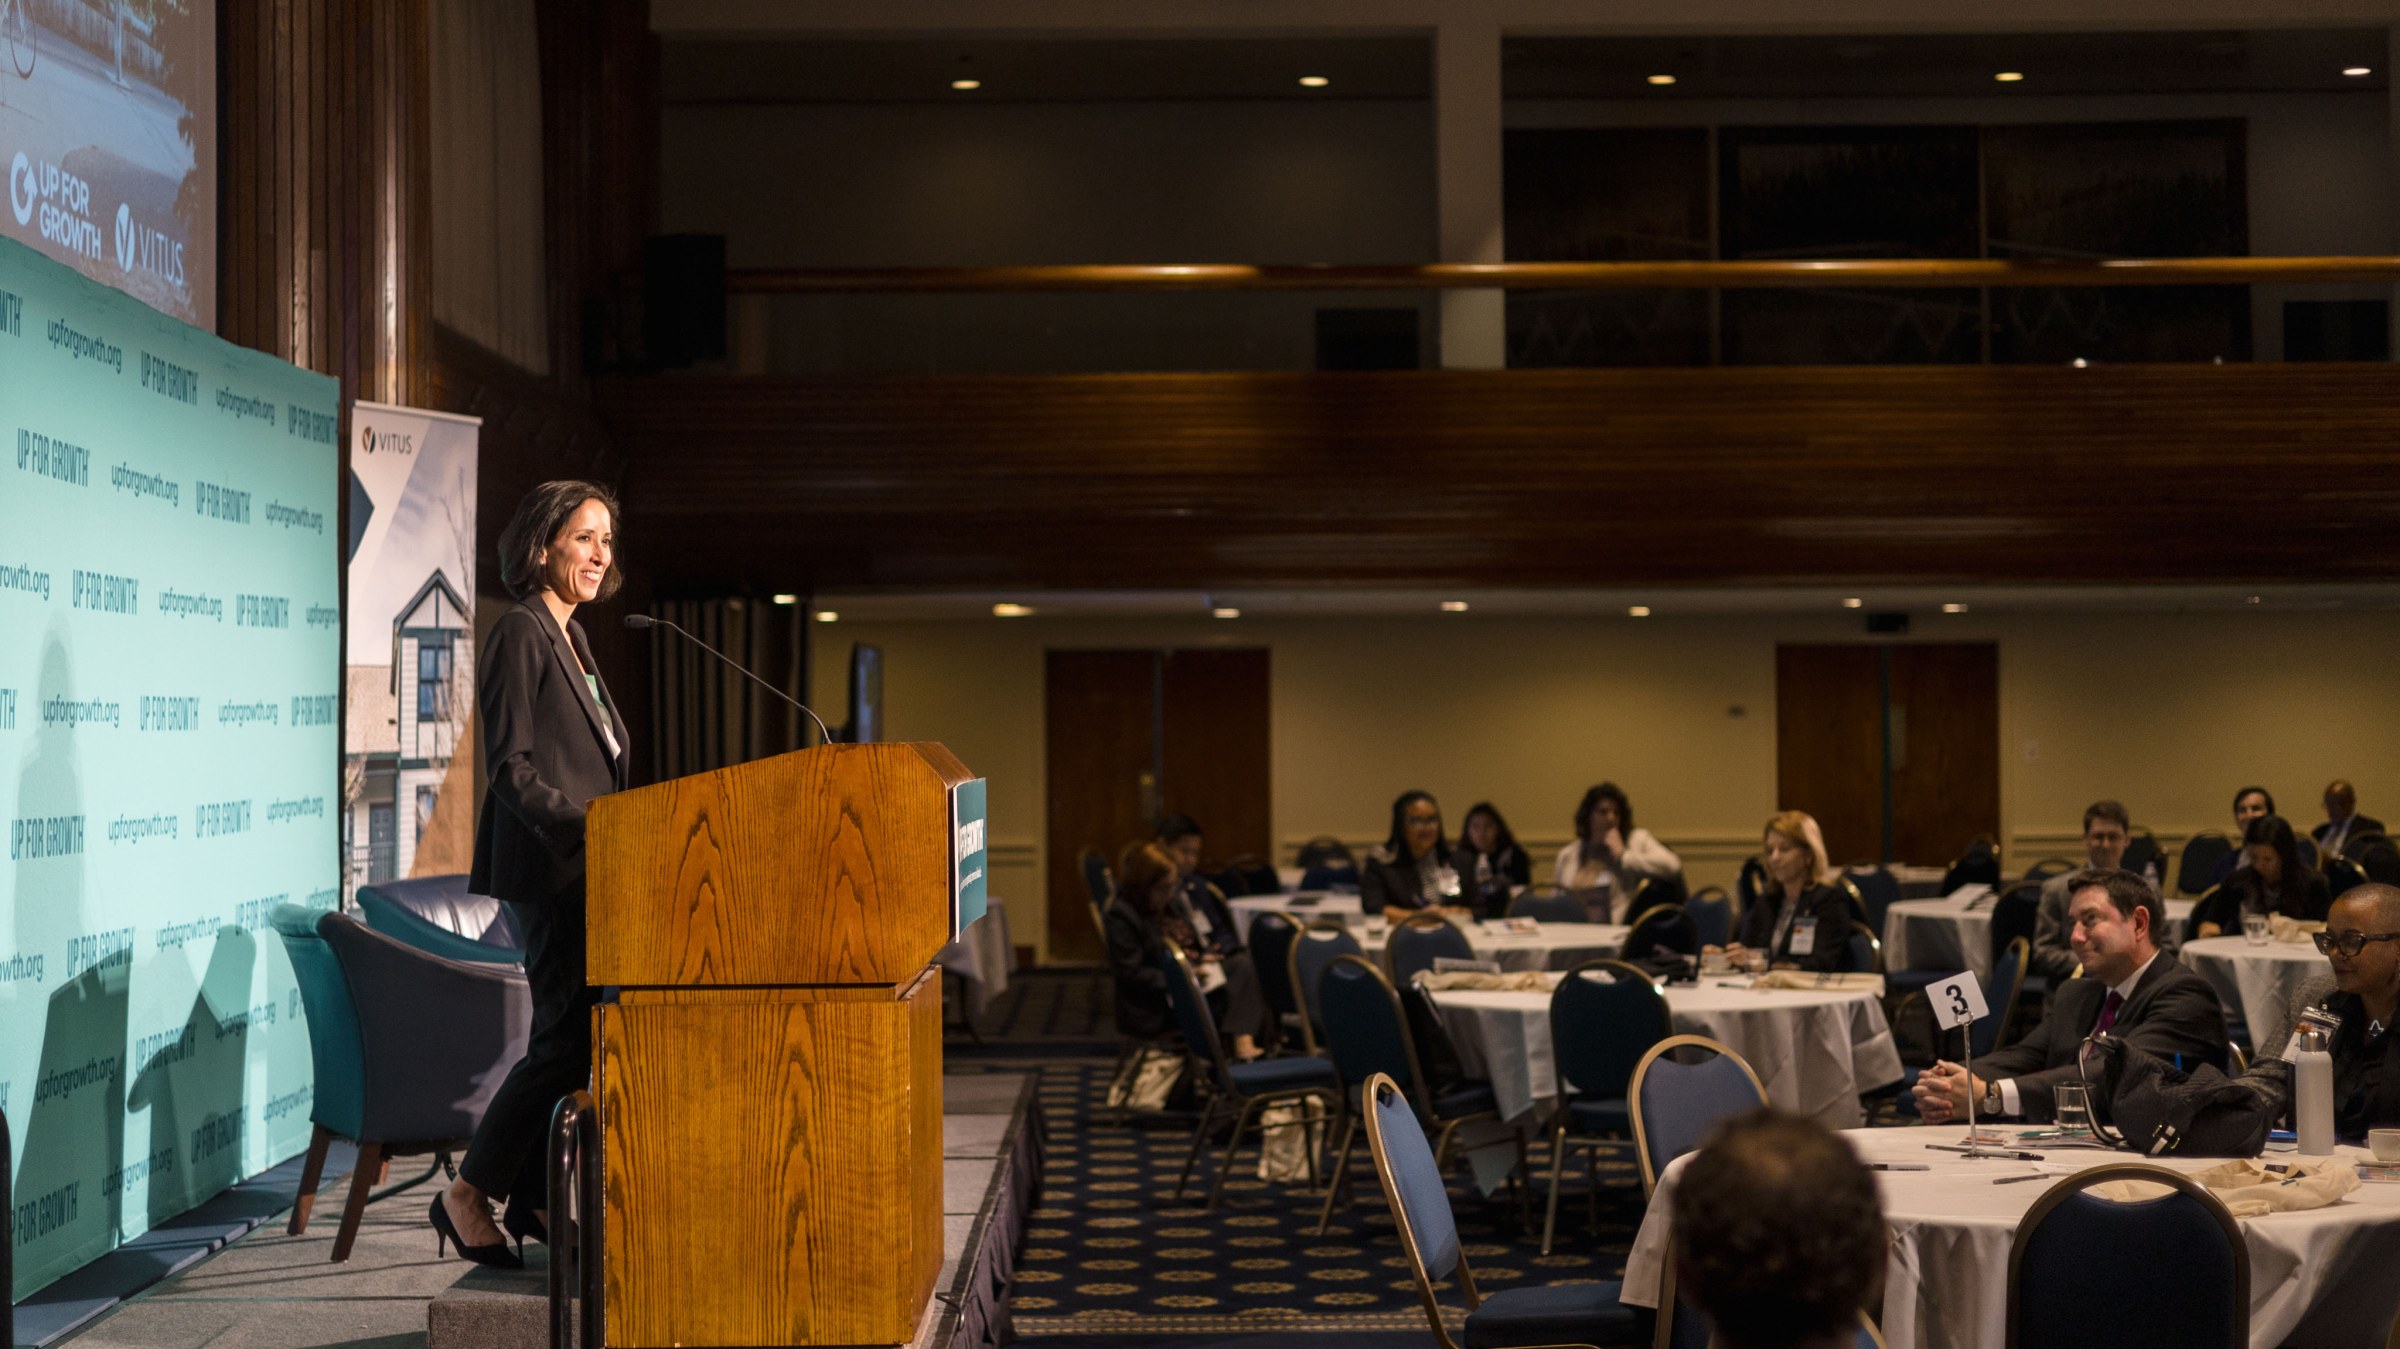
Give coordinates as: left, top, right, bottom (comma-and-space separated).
625, 613, 835, 745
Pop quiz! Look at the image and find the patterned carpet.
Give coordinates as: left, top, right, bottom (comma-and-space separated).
1001, 1060, 1645, 1340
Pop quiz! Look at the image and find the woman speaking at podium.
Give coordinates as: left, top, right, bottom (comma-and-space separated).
432, 480, 629, 1267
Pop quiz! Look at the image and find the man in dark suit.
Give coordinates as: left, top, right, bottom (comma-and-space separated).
2314, 779, 2386, 861
1915, 868, 2226, 1124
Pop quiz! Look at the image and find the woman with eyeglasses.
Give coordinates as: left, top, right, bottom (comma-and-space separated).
2240, 883, 2400, 1142
2190, 814, 2332, 940
1361, 790, 1466, 922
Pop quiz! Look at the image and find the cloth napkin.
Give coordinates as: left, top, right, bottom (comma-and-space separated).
2270, 915, 2327, 945
1413, 969, 1562, 992
1750, 971, 1887, 995
2090, 1159, 2359, 1216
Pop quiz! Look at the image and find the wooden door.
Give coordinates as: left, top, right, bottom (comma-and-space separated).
1044, 648, 1274, 961
1161, 649, 1273, 874
1776, 643, 1999, 866
1044, 651, 1158, 961
1887, 643, 2000, 866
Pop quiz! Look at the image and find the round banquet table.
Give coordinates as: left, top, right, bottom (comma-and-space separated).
1426, 978, 1902, 1128
1623, 1125, 2400, 1349
1227, 896, 1625, 974
2183, 935, 2331, 1055
1882, 893, 2195, 985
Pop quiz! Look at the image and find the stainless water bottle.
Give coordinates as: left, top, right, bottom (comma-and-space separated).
2295, 1027, 2335, 1157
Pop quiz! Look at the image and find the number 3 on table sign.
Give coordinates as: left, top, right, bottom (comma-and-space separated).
1931, 970, 1989, 1032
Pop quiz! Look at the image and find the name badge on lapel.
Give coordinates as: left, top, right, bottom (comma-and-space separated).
1789, 917, 1818, 956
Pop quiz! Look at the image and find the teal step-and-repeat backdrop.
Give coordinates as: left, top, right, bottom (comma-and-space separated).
1, 233, 340, 1297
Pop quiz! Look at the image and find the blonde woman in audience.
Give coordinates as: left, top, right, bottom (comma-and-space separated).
1552, 782, 1681, 920
1104, 842, 1273, 1060
1712, 810, 1850, 973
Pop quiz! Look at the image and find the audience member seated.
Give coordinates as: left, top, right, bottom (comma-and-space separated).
2191, 814, 2333, 939
2032, 800, 2158, 981
1360, 790, 1469, 921
2202, 785, 2276, 889
1106, 842, 1274, 1060
2314, 778, 2385, 861
1914, 868, 2226, 1124
1451, 800, 1530, 918
1154, 812, 1241, 955
1712, 811, 1850, 974
2239, 883, 2400, 1143
1672, 1109, 1885, 1349
1552, 781, 1682, 921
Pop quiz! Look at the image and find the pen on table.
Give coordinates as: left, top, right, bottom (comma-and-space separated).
1868, 1162, 1930, 1172
1993, 1172, 2051, 1185
1926, 1144, 2047, 1160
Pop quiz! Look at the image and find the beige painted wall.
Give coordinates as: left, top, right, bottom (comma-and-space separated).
811, 609, 2400, 961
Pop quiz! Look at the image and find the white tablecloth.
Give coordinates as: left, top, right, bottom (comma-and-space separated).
935, 898, 1011, 1019
2183, 935, 2330, 1054
1427, 980, 1903, 1128
1883, 894, 2194, 984
1625, 1126, 2400, 1349
1229, 897, 1624, 973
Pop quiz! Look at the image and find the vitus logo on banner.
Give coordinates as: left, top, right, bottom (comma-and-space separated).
356, 424, 414, 458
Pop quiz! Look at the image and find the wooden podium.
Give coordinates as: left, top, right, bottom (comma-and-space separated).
585, 742, 976, 1347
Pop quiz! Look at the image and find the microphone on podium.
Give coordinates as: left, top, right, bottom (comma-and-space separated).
624, 613, 835, 745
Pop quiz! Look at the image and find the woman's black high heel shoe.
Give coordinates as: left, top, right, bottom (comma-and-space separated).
501, 1199, 549, 1253
430, 1194, 525, 1269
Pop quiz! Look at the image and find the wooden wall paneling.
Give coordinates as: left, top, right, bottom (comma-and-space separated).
600, 365, 2400, 591
1161, 648, 1273, 873
1774, 644, 1889, 865
1043, 651, 1161, 961
1887, 643, 2001, 866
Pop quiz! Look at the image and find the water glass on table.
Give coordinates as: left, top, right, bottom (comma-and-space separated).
2242, 912, 2272, 945
2053, 1083, 2094, 1138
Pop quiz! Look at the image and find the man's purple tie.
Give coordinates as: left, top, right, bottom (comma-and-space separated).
2092, 989, 2126, 1037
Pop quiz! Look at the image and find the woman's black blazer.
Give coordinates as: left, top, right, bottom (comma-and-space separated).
469, 595, 630, 906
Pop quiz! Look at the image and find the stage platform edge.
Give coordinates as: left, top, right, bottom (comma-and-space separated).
425, 1068, 1044, 1349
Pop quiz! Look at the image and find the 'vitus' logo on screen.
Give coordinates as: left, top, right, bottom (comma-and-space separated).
357, 424, 414, 457
193, 800, 251, 838
236, 594, 288, 628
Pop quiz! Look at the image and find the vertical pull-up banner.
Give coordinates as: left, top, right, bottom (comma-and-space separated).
0, 235, 339, 1297
342, 402, 478, 900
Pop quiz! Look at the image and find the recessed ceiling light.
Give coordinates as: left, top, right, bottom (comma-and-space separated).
1647, 74, 1677, 86
2345, 66, 2373, 77
951, 78, 981, 90
992, 602, 1034, 617
2244, 595, 2263, 605
770, 593, 798, 606
1941, 602, 1969, 614
1841, 597, 1864, 609
1213, 607, 1241, 619
2070, 357, 2089, 368
814, 610, 838, 623
1440, 600, 1469, 613
1627, 605, 1652, 617
1298, 75, 1329, 88
1994, 71, 2025, 83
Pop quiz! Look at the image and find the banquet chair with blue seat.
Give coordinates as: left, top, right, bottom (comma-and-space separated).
1542, 960, 1672, 1254
1940, 835, 2001, 895
1620, 904, 1697, 962
1247, 911, 1307, 1046
1363, 1071, 1650, 1349
1387, 912, 1475, 985
2176, 831, 2233, 896
1629, 1036, 1771, 1349
355, 875, 524, 964
1736, 856, 1768, 913
1685, 887, 1733, 949
1313, 954, 1520, 1233
1508, 887, 1586, 925
1289, 920, 1364, 1054
272, 904, 531, 1262
2006, 1164, 2245, 1349
1159, 944, 1342, 1210
1843, 864, 1902, 936
1843, 921, 1884, 976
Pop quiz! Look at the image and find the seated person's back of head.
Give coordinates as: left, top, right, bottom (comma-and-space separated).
1672, 1108, 1883, 1349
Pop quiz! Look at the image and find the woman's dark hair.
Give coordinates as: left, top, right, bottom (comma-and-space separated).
2233, 785, 2275, 817
2242, 814, 2314, 893
1574, 782, 1634, 842
498, 479, 623, 602
1384, 790, 1447, 860
1154, 813, 1203, 846
1460, 802, 1517, 856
